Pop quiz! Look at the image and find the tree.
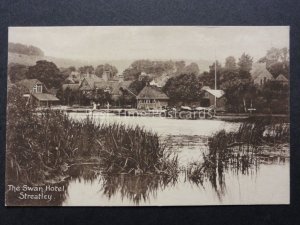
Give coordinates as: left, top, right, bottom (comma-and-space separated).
258, 81, 289, 114
82, 89, 112, 106
221, 77, 257, 113
95, 64, 118, 79
26, 60, 65, 89
163, 73, 202, 104
258, 47, 289, 78
8, 63, 28, 83
123, 60, 180, 81
78, 65, 94, 75
224, 56, 237, 71
199, 71, 214, 88
182, 63, 200, 75
238, 53, 253, 79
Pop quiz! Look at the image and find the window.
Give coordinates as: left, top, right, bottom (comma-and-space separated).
36, 84, 43, 93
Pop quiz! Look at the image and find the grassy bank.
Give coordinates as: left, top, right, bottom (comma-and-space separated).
6, 85, 178, 185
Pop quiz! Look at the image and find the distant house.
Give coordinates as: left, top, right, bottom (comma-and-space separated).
201, 89, 226, 111
79, 74, 103, 92
251, 63, 274, 86
275, 74, 289, 85
136, 85, 169, 110
64, 74, 132, 105
18, 79, 59, 107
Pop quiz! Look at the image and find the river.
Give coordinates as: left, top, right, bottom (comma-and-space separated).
60, 112, 289, 206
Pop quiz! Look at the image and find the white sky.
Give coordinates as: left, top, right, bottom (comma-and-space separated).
8, 26, 289, 63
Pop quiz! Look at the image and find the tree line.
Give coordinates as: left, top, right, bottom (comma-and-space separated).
8, 47, 289, 113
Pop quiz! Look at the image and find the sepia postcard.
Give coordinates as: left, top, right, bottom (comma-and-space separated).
5, 26, 290, 206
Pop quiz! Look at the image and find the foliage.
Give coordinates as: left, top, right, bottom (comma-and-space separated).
238, 53, 253, 79
6, 85, 177, 185
257, 81, 289, 114
95, 64, 118, 79
163, 73, 202, 104
259, 47, 289, 78
78, 65, 94, 75
224, 56, 237, 71
123, 60, 199, 81
83, 89, 112, 105
8, 63, 28, 83
26, 60, 66, 89
187, 117, 289, 191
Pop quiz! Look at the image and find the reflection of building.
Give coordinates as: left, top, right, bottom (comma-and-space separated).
136, 85, 169, 110
201, 88, 226, 111
251, 63, 274, 86
18, 79, 59, 107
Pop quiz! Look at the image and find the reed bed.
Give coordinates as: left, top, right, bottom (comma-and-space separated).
187, 117, 289, 189
6, 86, 178, 185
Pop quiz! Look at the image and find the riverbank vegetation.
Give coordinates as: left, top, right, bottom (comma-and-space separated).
187, 117, 289, 187
6, 84, 178, 186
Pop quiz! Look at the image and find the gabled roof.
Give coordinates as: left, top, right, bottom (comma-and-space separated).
251, 63, 274, 80
205, 89, 225, 98
276, 74, 288, 82
32, 93, 59, 101
137, 85, 169, 100
17, 79, 43, 92
94, 80, 132, 95
80, 75, 103, 90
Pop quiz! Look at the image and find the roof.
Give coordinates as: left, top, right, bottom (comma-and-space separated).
80, 75, 103, 90
276, 74, 288, 82
93, 80, 132, 95
62, 83, 80, 91
32, 93, 59, 101
251, 63, 274, 80
136, 85, 169, 100
205, 89, 225, 98
201, 86, 211, 91
18, 79, 43, 92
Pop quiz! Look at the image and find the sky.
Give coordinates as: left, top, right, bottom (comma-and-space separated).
8, 26, 289, 63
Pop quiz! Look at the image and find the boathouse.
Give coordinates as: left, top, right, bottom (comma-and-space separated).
201, 88, 226, 111
18, 79, 59, 107
136, 85, 169, 110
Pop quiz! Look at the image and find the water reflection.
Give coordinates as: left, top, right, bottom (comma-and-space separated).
100, 174, 178, 205
6, 114, 289, 206
7, 153, 288, 206
62, 154, 288, 206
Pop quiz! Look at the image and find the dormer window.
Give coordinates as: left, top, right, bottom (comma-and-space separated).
33, 84, 43, 93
